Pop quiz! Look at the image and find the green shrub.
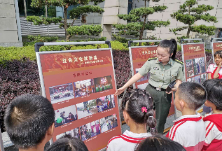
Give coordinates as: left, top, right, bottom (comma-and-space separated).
0, 46, 36, 63
28, 35, 58, 42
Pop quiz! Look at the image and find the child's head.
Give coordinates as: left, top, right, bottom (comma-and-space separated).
96, 99, 102, 106
122, 89, 156, 134
136, 135, 186, 151
46, 135, 88, 151
175, 82, 206, 111
157, 39, 177, 62
4, 94, 55, 150
203, 79, 222, 111
214, 50, 222, 66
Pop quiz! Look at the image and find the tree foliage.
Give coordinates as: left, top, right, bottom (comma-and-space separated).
170, 0, 217, 38
113, 0, 170, 40
29, 0, 105, 41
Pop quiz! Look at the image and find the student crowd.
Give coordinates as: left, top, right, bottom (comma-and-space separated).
2, 79, 222, 151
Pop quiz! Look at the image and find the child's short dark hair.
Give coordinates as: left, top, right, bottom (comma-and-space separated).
122, 89, 156, 134
177, 82, 206, 110
214, 50, 222, 58
4, 94, 55, 149
203, 79, 222, 110
136, 135, 186, 151
46, 135, 88, 151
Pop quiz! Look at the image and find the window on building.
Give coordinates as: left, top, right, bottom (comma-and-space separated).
128, 0, 133, 14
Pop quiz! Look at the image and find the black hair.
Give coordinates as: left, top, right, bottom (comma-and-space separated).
177, 82, 206, 110
46, 135, 88, 151
4, 94, 55, 149
96, 99, 102, 105
136, 135, 186, 151
203, 79, 222, 110
121, 89, 156, 134
158, 39, 177, 60
214, 50, 222, 58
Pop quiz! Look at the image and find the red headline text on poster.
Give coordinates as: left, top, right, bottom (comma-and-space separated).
213, 42, 222, 54
130, 46, 175, 117
182, 43, 207, 84
37, 49, 121, 151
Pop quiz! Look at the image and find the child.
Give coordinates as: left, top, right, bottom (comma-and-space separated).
166, 82, 206, 151
46, 135, 88, 151
136, 135, 186, 151
202, 79, 222, 151
107, 89, 156, 151
207, 50, 222, 79
4, 94, 55, 151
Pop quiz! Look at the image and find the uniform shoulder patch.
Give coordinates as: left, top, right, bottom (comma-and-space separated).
148, 57, 157, 61
175, 59, 183, 65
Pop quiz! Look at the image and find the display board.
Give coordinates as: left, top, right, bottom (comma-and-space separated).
181, 42, 207, 84
128, 40, 175, 131
35, 42, 121, 151
211, 38, 222, 61
129, 45, 158, 89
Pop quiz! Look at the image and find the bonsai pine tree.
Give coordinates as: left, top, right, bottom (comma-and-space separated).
113, 0, 170, 40
170, 0, 217, 40
27, 0, 105, 41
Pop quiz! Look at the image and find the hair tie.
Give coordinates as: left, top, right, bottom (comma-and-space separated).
141, 107, 147, 113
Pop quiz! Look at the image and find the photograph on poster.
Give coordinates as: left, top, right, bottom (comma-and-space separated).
200, 74, 207, 84
194, 75, 201, 83
76, 99, 98, 119
185, 59, 194, 78
187, 77, 194, 82
56, 127, 80, 140
96, 95, 115, 112
90, 120, 101, 137
137, 83, 148, 90
80, 120, 101, 141
193, 58, 206, 75
49, 83, 74, 104
73, 79, 95, 98
136, 68, 150, 82
199, 57, 206, 74
54, 105, 78, 128
94, 75, 113, 93
100, 114, 118, 133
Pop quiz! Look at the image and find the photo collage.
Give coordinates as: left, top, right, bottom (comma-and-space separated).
49, 75, 113, 104
185, 57, 207, 84
56, 114, 118, 141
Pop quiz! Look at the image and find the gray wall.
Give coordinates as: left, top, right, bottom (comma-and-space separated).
0, 0, 22, 47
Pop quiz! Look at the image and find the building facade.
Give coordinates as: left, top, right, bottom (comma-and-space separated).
0, 0, 22, 47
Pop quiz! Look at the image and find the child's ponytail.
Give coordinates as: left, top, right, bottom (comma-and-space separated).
122, 89, 156, 134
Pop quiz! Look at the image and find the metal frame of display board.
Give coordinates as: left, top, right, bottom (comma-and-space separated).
128, 40, 161, 89
0, 129, 4, 151
210, 38, 222, 64
35, 41, 121, 150
181, 38, 206, 113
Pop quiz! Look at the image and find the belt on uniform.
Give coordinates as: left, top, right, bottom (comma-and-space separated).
149, 84, 166, 91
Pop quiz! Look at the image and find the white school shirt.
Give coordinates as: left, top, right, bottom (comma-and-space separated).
202, 113, 222, 151
106, 130, 152, 151
207, 64, 222, 74
167, 115, 205, 151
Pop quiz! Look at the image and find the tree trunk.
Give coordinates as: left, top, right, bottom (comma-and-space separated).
45, 5, 48, 18
23, 0, 27, 17
186, 5, 191, 38
139, 0, 147, 45
64, 6, 69, 41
